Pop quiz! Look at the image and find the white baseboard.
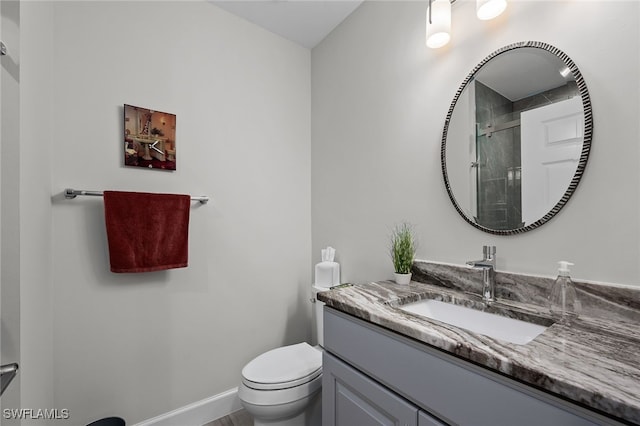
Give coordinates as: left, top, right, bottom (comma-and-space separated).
133, 387, 242, 426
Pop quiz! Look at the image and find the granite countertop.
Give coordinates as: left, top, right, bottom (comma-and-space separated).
317, 279, 640, 425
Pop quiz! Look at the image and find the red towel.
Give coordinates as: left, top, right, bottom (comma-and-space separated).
103, 191, 191, 273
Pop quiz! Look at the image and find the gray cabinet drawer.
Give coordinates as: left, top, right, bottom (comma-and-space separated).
323, 352, 418, 426
324, 308, 611, 426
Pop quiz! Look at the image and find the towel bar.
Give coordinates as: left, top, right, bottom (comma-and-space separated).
64, 188, 209, 204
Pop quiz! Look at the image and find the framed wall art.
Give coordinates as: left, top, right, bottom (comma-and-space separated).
124, 104, 176, 170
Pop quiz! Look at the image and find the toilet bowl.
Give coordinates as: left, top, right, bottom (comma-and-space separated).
239, 343, 322, 426
238, 286, 327, 426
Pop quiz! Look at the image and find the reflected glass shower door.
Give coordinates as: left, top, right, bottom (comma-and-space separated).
475, 114, 522, 230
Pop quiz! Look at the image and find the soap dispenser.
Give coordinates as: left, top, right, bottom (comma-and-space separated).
548, 261, 581, 324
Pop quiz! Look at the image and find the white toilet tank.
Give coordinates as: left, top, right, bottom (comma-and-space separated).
311, 285, 329, 347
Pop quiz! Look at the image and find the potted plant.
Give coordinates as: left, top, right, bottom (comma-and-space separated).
390, 222, 416, 285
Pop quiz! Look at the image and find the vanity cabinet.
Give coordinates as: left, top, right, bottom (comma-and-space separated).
323, 352, 445, 426
322, 307, 621, 426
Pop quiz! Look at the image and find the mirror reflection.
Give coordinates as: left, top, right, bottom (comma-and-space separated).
443, 42, 591, 234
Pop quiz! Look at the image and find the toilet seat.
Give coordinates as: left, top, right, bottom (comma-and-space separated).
243, 367, 322, 390
239, 373, 322, 406
242, 343, 322, 391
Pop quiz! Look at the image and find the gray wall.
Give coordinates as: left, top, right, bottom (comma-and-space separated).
18, 1, 311, 424
311, 1, 640, 286
9, 1, 640, 424
20, 0, 56, 421
1, 0, 22, 420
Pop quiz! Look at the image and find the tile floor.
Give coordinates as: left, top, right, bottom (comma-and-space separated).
203, 409, 252, 426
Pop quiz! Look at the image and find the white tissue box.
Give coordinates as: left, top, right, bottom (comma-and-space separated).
315, 261, 340, 288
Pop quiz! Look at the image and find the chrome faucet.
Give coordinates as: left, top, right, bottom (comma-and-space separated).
466, 245, 496, 303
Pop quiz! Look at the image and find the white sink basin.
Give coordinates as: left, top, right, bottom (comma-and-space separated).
400, 299, 549, 345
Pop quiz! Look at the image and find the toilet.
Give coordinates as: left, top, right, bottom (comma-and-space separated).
238, 285, 328, 426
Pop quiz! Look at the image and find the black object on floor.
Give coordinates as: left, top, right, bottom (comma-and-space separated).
86, 417, 125, 426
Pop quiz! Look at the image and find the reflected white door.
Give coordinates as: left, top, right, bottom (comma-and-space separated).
521, 97, 583, 225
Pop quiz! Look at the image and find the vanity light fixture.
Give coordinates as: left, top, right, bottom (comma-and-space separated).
559, 65, 572, 79
476, 0, 507, 20
427, 0, 507, 49
426, 0, 452, 49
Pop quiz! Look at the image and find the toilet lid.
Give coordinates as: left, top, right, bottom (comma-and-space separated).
242, 343, 322, 390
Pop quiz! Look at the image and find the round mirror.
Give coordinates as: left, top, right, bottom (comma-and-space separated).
442, 41, 592, 235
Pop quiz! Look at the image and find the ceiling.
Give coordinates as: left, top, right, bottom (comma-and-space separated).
477, 47, 574, 101
210, 2, 571, 99
210, 0, 364, 49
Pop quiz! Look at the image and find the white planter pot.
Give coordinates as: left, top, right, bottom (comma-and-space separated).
394, 272, 412, 285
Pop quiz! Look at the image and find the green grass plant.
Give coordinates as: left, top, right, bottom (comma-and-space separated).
390, 222, 416, 274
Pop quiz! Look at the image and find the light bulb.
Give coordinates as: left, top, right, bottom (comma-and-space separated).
426, 0, 451, 49
477, 0, 507, 21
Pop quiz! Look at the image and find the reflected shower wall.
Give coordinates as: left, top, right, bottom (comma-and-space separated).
475, 81, 521, 230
